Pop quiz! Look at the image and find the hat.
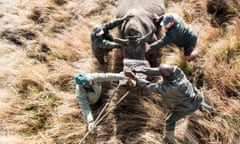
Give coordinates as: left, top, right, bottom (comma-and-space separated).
160, 14, 174, 26
75, 73, 90, 86
94, 26, 104, 36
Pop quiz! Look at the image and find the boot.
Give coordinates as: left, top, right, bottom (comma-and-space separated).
163, 130, 178, 144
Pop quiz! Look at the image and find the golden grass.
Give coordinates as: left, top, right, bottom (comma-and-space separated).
0, 0, 239, 143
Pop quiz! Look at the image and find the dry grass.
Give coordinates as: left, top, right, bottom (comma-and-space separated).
0, 0, 239, 143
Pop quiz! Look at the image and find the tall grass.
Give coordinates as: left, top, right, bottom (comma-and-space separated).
0, 0, 239, 143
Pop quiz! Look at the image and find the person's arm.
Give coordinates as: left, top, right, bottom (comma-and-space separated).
103, 19, 123, 30
125, 71, 160, 93
104, 14, 134, 30
134, 67, 160, 76
150, 34, 173, 49
89, 73, 126, 82
137, 78, 160, 93
76, 85, 94, 125
102, 39, 121, 49
153, 14, 164, 25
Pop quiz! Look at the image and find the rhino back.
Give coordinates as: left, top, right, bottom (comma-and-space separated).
117, 0, 165, 18
117, 0, 165, 38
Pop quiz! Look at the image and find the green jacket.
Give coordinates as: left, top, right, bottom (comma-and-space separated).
76, 73, 125, 124
150, 14, 197, 52
91, 18, 125, 56
137, 66, 203, 112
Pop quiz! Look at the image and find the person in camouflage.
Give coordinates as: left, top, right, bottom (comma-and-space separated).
74, 72, 128, 132
147, 13, 199, 61
91, 14, 134, 65
125, 64, 213, 144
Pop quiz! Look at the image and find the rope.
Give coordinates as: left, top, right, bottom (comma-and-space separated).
94, 84, 121, 123
79, 83, 131, 144
95, 90, 130, 126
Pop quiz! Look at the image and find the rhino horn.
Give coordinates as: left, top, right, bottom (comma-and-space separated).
137, 30, 154, 43
114, 37, 129, 46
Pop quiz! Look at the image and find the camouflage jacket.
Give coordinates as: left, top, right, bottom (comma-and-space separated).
150, 14, 198, 50
76, 73, 125, 124
91, 18, 124, 55
137, 66, 203, 112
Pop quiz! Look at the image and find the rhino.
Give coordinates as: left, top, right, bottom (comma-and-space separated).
115, 0, 165, 68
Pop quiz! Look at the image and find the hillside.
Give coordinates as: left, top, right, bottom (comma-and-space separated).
0, 0, 240, 143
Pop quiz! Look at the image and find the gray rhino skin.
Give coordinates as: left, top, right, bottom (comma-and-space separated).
116, 0, 165, 66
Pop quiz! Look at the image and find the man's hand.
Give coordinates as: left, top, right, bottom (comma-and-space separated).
87, 121, 95, 132
153, 13, 160, 23
153, 13, 164, 24
125, 70, 137, 80
127, 78, 136, 88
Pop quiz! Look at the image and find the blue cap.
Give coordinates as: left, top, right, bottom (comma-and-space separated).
75, 73, 90, 86
160, 14, 174, 26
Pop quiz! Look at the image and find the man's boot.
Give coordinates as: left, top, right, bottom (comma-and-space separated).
163, 130, 178, 144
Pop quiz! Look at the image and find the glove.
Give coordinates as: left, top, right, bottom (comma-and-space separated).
87, 121, 95, 132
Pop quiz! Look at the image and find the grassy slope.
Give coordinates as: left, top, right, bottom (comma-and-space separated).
0, 0, 239, 143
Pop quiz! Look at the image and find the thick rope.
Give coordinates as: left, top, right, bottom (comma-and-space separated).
94, 84, 121, 123
79, 83, 131, 144
95, 90, 130, 125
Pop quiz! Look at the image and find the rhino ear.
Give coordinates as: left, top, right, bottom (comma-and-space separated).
113, 38, 128, 46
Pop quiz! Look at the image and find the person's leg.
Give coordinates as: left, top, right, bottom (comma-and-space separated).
91, 94, 104, 110
95, 55, 106, 65
164, 112, 182, 144
184, 37, 199, 61
164, 110, 196, 143
166, 110, 196, 131
94, 49, 111, 65
163, 130, 177, 144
